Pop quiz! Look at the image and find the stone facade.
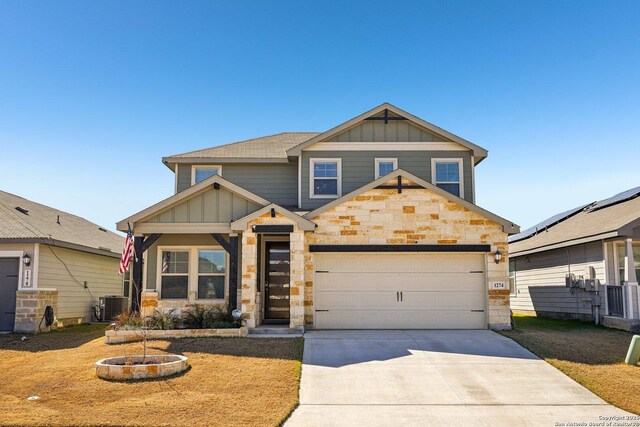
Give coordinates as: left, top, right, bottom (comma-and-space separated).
304, 181, 511, 330
14, 288, 59, 333
240, 212, 305, 329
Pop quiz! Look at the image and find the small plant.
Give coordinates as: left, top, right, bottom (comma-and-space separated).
182, 304, 242, 329
149, 309, 180, 330
113, 311, 144, 330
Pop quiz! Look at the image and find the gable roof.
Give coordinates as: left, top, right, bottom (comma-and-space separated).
230, 203, 316, 231
509, 186, 640, 256
162, 132, 320, 169
0, 190, 123, 257
304, 169, 519, 234
286, 103, 488, 163
116, 174, 270, 232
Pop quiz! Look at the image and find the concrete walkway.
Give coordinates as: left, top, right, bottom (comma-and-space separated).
286, 330, 633, 426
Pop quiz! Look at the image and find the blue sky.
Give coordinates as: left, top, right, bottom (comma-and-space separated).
1, 1, 639, 234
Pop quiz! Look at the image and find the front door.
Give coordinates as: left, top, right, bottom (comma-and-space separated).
0, 258, 19, 331
264, 242, 290, 322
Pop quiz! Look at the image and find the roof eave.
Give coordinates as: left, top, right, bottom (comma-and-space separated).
162, 157, 291, 165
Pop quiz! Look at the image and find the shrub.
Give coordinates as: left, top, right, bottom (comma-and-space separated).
181, 304, 241, 329
149, 309, 181, 330
113, 312, 144, 330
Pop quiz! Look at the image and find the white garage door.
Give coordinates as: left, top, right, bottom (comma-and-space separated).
314, 252, 487, 329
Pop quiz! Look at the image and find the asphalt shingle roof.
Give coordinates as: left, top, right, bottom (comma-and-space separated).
509, 187, 640, 254
0, 191, 123, 255
165, 132, 320, 160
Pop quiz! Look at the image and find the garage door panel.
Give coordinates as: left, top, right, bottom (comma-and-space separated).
315, 253, 484, 273
315, 291, 398, 310
394, 272, 485, 292
316, 310, 486, 330
401, 291, 485, 311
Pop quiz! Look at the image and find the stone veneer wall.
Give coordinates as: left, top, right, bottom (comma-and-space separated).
304, 183, 511, 330
14, 289, 58, 333
240, 212, 305, 329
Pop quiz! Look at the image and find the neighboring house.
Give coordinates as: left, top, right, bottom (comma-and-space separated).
0, 191, 124, 333
509, 187, 640, 332
118, 103, 519, 331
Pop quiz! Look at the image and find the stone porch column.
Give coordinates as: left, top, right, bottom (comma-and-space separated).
289, 230, 305, 330
623, 238, 639, 319
241, 231, 258, 328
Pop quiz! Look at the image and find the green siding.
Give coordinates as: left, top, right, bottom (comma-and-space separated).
143, 186, 262, 224
327, 121, 446, 142
301, 151, 473, 210
174, 163, 298, 207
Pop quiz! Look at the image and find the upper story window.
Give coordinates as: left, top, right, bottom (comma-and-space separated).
432, 159, 463, 197
375, 158, 398, 179
310, 158, 341, 199
191, 165, 222, 185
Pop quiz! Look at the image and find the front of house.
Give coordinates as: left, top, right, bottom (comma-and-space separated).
118, 103, 519, 330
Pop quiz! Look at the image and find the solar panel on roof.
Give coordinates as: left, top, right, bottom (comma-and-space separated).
586, 186, 640, 213
508, 203, 592, 243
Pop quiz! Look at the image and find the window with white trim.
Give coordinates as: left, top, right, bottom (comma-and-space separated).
192, 165, 222, 185
310, 159, 341, 198
432, 159, 463, 197
197, 250, 226, 299
375, 158, 398, 179
160, 250, 189, 299
509, 258, 517, 296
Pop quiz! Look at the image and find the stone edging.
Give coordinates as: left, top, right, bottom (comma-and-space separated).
95, 355, 188, 380
105, 326, 248, 344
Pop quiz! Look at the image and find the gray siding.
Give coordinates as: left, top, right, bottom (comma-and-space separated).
510, 241, 606, 319
174, 163, 298, 207
144, 186, 262, 224
301, 151, 473, 210
38, 245, 122, 322
327, 120, 446, 142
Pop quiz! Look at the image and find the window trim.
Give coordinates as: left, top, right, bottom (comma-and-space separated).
614, 241, 640, 285
309, 158, 342, 199
431, 158, 464, 198
191, 165, 223, 185
509, 258, 517, 297
374, 158, 398, 179
156, 245, 228, 301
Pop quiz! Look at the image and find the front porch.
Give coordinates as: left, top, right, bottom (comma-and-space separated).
602, 237, 640, 332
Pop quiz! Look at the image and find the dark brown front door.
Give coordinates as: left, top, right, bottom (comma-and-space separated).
264, 242, 290, 321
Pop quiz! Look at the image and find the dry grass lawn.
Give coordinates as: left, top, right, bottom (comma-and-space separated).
0, 324, 303, 426
501, 315, 640, 415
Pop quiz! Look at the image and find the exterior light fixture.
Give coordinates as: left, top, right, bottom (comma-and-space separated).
23, 253, 31, 267
494, 249, 502, 264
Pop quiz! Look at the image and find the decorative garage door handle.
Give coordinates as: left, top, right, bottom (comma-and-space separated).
397, 291, 399, 302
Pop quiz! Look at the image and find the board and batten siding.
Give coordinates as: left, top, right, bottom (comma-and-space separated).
301, 150, 473, 210
144, 186, 263, 224
326, 120, 447, 142
37, 245, 122, 323
175, 163, 298, 207
510, 241, 605, 319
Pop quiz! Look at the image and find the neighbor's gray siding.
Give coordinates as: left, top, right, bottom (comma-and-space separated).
143, 186, 263, 224
301, 151, 473, 210
37, 245, 122, 322
174, 163, 298, 207
510, 241, 606, 319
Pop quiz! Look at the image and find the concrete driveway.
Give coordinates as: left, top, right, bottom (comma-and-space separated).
286, 330, 633, 426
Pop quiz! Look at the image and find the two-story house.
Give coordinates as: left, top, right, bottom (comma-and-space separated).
117, 103, 519, 330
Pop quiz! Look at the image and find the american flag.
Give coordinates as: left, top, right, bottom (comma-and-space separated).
119, 226, 135, 275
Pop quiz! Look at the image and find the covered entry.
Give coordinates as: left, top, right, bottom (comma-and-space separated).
313, 251, 488, 329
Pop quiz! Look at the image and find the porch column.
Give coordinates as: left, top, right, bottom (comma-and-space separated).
131, 233, 163, 313
289, 230, 305, 329
623, 238, 639, 319
240, 231, 258, 328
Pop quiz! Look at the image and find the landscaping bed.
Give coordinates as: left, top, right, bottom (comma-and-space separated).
105, 326, 248, 344
0, 324, 303, 426
501, 314, 640, 415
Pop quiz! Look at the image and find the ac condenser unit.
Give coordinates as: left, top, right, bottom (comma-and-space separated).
99, 296, 129, 322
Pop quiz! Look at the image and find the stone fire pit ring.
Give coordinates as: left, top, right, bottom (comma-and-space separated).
95, 355, 189, 380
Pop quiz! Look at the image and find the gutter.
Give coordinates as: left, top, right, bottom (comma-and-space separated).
0, 238, 121, 259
